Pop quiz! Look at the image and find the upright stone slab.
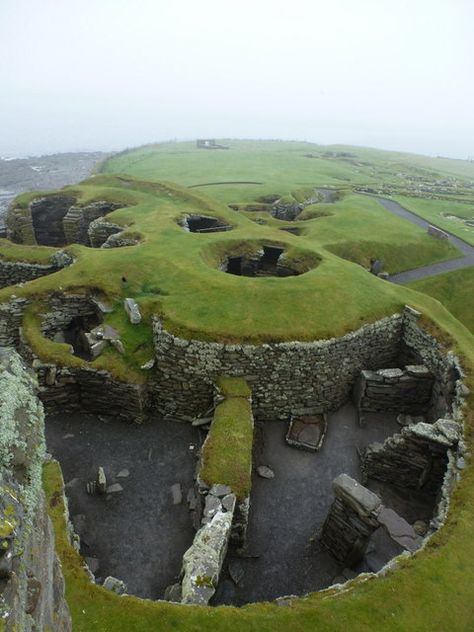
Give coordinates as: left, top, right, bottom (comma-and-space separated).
320, 474, 382, 566
181, 509, 234, 605
124, 298, 142, 324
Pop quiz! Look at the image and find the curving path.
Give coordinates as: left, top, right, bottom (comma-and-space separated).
373, 196, 474, 283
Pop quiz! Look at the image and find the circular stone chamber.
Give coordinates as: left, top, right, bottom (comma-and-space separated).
215, 242, 320, 277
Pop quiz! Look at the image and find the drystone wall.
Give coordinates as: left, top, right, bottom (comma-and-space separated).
22, 294, 147, 420
0, 348, 71, 631
402, 307, 464, 421
0, 251, 73, 289
361, 418, 461, 495
353, 365, 434, 418
0, 298, 28, 347
7, 197, 124, 247
151, 314, 404, 421
320, 474, 423, 567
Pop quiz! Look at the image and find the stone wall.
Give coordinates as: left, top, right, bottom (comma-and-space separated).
0, 348, 71, 631
0, 251, 73, 289
150, 314, 404, 421
88, 218, 123, 248
320, 474, 382, 565
353, 365, 434, 419
7, 197, 125, 247
361, 418, 461, 495
40, 293, 103, 339
402, 307, 463, 421
0, 298, 28, 347
320, 474, 423, 567
63, 201, 122, 245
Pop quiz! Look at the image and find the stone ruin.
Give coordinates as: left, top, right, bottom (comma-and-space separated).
221, 245, 303, 277
6, 196, 135, 248
179, 214, 233, 233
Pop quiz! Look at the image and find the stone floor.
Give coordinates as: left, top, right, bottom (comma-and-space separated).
213, 402, 434, 605
45, 414, 200, 599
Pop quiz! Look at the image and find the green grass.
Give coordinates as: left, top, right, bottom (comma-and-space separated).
0, 166, 467, 379
393, 196, 474, 245
0, 239, 57, 263
200, 379, 253, 499
408, 266, 474, 333
101, 139, 474, 206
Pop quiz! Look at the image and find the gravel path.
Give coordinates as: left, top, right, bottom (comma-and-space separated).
373, 196, 474, 283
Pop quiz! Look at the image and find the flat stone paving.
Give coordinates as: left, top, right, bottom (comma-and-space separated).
45, 414, 200, 599
215, 402, 432, 605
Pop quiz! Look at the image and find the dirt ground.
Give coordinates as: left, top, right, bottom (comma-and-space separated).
45, 413, 200, 599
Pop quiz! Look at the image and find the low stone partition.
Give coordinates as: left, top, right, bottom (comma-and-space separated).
361, 418, 461, 495
0, 348, 71, 631
0, 250, 73, 289
197, 377, 254, 545
353, 365, 434, 421
320, 474, 423, 567
320, 474, 382, 565
181, 501, 234, 605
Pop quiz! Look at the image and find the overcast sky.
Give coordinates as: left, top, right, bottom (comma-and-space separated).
1, 0, 473, 158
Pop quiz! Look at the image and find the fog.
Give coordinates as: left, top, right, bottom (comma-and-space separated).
1, 0, 473, 158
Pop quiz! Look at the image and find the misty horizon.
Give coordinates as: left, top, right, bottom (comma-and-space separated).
1, 0, 473, 160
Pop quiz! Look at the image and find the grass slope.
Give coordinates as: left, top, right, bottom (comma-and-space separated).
408, 266, 474, 333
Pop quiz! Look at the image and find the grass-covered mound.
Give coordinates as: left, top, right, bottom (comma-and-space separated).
0, 168, 466, 380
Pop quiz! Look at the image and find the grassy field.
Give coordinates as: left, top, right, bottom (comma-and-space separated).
394, 196, 474, 246
101, 139, 474, 206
